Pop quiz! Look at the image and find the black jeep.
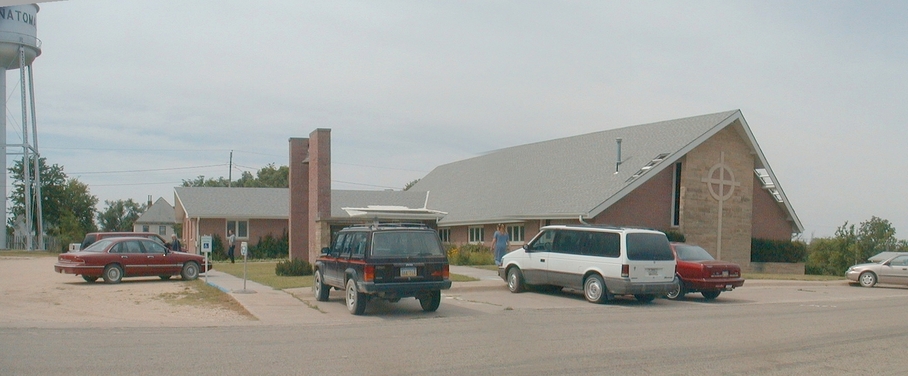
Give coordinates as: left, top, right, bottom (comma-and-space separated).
313, 224, 452, 315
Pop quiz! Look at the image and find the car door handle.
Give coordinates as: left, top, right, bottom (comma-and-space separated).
121, 256, 128, 259
147, 256, 155, 259
539, 259, 545, 262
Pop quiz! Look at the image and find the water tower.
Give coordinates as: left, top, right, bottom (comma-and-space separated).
0, 3, 42, 250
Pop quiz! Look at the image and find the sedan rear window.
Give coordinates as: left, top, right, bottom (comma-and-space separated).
674, 244, 715, 261
371, 231, 445, 258
626, 233, 674, 261
82, 238, 115, 252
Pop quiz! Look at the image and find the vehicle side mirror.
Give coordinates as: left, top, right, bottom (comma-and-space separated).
320, 247, 331, 255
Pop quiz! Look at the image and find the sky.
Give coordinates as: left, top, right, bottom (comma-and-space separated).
1, 0, 906, 240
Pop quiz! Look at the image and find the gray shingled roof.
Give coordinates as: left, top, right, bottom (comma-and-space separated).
174, 187, 289, 219
174, 187, 433, 220
412, 110, 802, 231
135, 197, 176, 224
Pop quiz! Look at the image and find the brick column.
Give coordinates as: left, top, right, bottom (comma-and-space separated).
308, 129, 331, 263
288, 138, 309, 261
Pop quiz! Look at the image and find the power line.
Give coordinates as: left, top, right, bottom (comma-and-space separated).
70, 164, 226, 175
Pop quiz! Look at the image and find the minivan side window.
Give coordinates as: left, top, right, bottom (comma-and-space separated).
625, 233, 674, 261
528, 230, 555, 252
582, 231, 620, 257
552, 230, 583, 255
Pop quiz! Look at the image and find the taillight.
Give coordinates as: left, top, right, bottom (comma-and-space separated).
431, 264, 450, 279
621, 264, 629, 278
364, 265, 374, 282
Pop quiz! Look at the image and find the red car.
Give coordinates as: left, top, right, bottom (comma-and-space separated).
55, 237, 208, 284
666, 243, 744, 300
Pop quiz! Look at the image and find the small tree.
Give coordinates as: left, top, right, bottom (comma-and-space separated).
97, 199, 146, 232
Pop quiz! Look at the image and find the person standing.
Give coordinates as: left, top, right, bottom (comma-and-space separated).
492, 224, 509, 266
227, 230, 237, 263
170, 234, 182, 252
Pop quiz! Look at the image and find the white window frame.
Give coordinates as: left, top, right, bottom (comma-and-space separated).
468, 226, 484, 244
158, 225, 167, 236
227, 219, 249, 239
437, 228, 451, 243
506, 224, 525, 244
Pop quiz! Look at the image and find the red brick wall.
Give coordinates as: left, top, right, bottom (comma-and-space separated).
309, 129, 332, 264
751, 175, 795, 240
594, 167, 674, 229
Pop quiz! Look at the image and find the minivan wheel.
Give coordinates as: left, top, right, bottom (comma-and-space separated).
665, 278, 685, 300
507, 267, 525, 293
634, 294, 656, 303
345, 279, 367, 315
583, 274, 607, 304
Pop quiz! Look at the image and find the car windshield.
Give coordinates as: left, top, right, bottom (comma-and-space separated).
371, 231, 445, 258
625, 233, 674, 261
82, 238, 115, 252
674, 244, 715, 261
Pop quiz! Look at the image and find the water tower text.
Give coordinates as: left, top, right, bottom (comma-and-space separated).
0, 9, 36, 26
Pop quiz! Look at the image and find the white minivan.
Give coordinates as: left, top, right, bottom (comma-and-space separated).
498, 225, 676, 303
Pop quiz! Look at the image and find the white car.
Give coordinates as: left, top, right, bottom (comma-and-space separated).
498, 225, 676, 303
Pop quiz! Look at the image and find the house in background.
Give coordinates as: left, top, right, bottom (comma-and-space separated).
133, 197, 177, 238
174, 187, 288, 253
410, 110, 803, 271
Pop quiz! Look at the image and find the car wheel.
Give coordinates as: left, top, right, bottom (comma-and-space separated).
635, 294, 656, 303
102, 264, 123, 284
82, 275, 98, 283
506, 267, 525, 293
313, 269, 330, 302
583, 274, 608, 304
859, 271, 877, 287
159, 275, 172, 280
419, 290, 441, 312
181, 262, 200, 280
665, 277, 686, 300
345, 279, 367, 315
701, 291, 721, 300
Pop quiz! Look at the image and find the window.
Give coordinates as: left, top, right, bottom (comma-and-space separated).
528, 230, 555, 251
506, 225, 524, 244
468, 227, 484, 243
142, 225, 149, 232
158, 225, 167, 236
583, 232, 620, 258
672, 162, 682, 227
227, 220, 249, 238
437, 228, 451, 243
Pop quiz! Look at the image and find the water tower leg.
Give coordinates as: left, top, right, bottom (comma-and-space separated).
0, 71, 6, 249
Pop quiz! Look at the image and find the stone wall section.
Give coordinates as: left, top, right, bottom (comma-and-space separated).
680, 123, 754, 269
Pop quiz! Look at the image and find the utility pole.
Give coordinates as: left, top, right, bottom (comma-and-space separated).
228, 150, 233, 187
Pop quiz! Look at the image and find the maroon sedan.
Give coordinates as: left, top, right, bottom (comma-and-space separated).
666, 243, 744, 300
55, 237, 208, 284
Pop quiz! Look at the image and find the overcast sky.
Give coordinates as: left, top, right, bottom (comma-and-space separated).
3, 1, 906, 240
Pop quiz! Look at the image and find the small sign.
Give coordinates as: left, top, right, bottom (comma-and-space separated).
241, 241, 248, 256
201, 235, 212, 254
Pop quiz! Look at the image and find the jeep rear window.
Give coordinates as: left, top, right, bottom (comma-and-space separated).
371, 231, 445, 258
625, 233, 674, 261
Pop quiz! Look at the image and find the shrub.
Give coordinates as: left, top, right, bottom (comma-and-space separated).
250, 231, 289, 259
751, 238, 807, 263
275, 258, 313, 276
446, 243, 494, 266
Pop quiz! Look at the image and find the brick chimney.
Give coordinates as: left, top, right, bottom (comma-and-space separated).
288, 137, 309, 261
308, 129, 331, 263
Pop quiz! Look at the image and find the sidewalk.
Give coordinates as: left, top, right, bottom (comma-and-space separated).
203, 265, 505, 324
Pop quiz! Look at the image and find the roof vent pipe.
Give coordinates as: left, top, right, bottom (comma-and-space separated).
614, 137, 623, 174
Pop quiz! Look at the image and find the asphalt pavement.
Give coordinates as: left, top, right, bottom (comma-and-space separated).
202, 264, 504, 324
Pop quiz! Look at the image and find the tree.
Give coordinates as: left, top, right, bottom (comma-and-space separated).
806, 217, 904, 276
97, 199, 146, 232
403, 179, 420, 191
8, 156, 98, 241
182, 164, 289, 188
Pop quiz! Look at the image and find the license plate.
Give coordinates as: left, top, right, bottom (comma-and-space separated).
722, 271, 729, 277
646, 268, 660, 276
400, 267, 417, 277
